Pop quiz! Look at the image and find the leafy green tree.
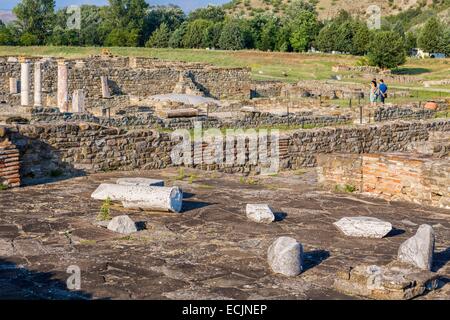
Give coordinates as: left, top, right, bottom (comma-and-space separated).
259, 19, 278, 51
169, 22, 188, 48
275, 24, 292, 52
315, 23, 337, 52
19, 32, 40, 46
13, 0, 56, 44
202, 22, 223, 49
143, 5, 185, 43
367, 31, 406, 69
145, 22, 171, 48
188, 5, 225, 22
183, 19, 213, 48
289, 10, 320, 52
418, 17, 446, 53
80, 5, 104, 46
351, 22, 371, 55
104, 28, 139, 47
0, 24, 18, 45
218, 19, 246, 50
102, 0, 149, 46
404, 31, 417, 54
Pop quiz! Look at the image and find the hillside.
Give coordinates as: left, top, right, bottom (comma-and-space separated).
223, 0, 448, 21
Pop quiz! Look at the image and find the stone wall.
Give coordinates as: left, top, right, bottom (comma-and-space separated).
286, 119, 450, 168
374, 106, 436, 121
316, 153, 450, 209
30, 107, 351, 130
0, 126, 20, 187
2, 119, 449, 185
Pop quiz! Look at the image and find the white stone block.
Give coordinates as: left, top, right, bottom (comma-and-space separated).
334, 217, 392, 238
116, 178, 164, 187
398, 224, 435, 271
91, 183, 183, 213
267, 236, 303, 276
246, 204, 275, 223
107, 215, 137, 234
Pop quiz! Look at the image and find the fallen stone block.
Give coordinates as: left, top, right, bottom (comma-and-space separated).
107, 215, 137, 234
91, 183, 183, 213
334, 261, 439, 300
116, 178, 164, 187
333, 216, 392, 238
398, 224, 435, 271
267, 236, 303, 276
246, 204, 275, 224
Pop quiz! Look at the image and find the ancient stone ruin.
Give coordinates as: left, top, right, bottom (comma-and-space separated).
0, 54, 449, 300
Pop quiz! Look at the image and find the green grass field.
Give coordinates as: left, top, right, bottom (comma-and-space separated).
1, 46, 449, 96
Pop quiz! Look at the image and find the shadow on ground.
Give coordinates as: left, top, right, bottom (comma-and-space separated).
433, 247, 450, 272
303, 250, 330, 272
0, 259, 96, 300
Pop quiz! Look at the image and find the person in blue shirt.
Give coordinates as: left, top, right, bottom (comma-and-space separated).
378, 79, 388, 104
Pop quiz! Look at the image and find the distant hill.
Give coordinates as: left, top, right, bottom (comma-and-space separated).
0, 10, 16, 24
223, 0, 448, 21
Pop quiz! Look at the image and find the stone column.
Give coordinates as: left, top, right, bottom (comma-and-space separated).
100, 76, 110, 98
34, 62, 42, 107
72, 89, 85, 113
20, 58, 31, 106
9, 78, 18, 94
57, 60, 69, 112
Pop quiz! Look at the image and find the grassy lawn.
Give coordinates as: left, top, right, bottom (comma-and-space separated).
0, 46, 449, 92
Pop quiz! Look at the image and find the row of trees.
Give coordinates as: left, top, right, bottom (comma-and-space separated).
0, 0, 449, 69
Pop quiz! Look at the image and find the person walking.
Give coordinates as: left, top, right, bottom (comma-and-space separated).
369, 80, 379, 107
378, 79, 388, 104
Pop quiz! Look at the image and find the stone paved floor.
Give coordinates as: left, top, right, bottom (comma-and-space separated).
0, 168, 449, 300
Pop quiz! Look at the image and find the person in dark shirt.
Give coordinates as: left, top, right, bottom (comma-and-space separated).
378, 79, 388, 104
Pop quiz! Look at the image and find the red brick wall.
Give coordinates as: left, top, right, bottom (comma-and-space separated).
317, 153, 450, 209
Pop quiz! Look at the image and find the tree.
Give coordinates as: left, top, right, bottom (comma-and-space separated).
102, 0, 149, 46
289, 10, 320, 52
0, 24, 17, 45
351, 22, 371, 55
13, 0, 56, 44
259, 19, 278, 51
143, 5, 185, 43
80, 5, 104, 46
145, 22, 171, 48
104, 28, 139, 47
367, 31, 406, 69
218, 19, 246, 50
404, 31, 417, 54
183, 19, 213, 48
316, 23, 337, 52
202, 22, 223, 49
188, 5, 225, 22
418, 17, 445, 53
275, 24, 292, 52
169, 22, 188, 48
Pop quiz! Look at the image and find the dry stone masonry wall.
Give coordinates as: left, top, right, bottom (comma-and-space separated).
1, 119, 448, 186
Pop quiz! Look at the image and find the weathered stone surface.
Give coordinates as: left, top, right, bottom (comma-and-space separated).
1, 168, 450, 299
334, 261, 439, 300
116, 178, 164, 187
91, 183, 183, 213
398, 224, 435, 271
246, 204, 275, 224
267, 236, 303, 276
333, 217, 392, 238
107, 215, 137, 234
